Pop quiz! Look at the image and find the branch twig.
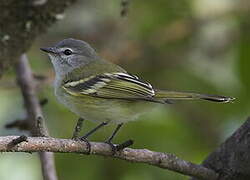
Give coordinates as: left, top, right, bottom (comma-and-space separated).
15, 54, 57, 180
0, 136, 218, 180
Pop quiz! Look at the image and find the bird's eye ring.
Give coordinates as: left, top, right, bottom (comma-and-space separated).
63, 49, 72, 56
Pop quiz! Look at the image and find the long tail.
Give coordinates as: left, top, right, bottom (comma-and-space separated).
154, 90, 235, 103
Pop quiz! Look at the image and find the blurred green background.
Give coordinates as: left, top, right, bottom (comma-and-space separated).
0, 0, 249, 179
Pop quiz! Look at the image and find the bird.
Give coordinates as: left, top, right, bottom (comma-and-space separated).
40, 38, 234, 153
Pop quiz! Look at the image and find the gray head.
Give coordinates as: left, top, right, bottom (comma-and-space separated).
40, 38, 98, 76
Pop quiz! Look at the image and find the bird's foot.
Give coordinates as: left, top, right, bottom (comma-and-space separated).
116, 139, 134, 151
73, 137, 91, 155
105, 139, 134, 155
72, 121, 108, 155
105, 140, 117, 155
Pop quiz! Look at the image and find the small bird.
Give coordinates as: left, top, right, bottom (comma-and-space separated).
41, 38, 234, 152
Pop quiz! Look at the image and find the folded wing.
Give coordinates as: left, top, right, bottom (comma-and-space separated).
63, 72, 157, 102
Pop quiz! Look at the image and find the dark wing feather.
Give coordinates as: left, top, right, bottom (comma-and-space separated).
63, 72, 156, 101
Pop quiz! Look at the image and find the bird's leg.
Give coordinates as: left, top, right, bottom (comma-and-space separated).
79, 121, 108, 154
105, 123, 123, 144
105, 123, 133, 154
81, 122, 108, 139
72, 119, 107, 154
72, 117, 84, 139
105, 124, 121, 154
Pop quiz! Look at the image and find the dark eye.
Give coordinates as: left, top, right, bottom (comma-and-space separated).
63, 49, 72, 55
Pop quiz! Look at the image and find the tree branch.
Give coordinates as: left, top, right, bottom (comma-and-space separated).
0, 136, 218, 180
15, 54, 46, 135
14, 54, 57, 180
192, 117, 250, 180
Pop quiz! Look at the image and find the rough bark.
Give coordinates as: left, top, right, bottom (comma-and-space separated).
192, 117, 250, 180
0, 0, 76, 76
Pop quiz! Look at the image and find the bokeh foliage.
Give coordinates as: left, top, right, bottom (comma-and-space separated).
0, 0, 249, 179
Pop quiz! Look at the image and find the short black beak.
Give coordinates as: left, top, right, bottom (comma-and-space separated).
40, 47, 56, 54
